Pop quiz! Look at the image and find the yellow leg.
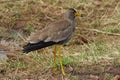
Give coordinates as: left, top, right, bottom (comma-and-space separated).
53, 46, 57, 67
58, 45, 65, 76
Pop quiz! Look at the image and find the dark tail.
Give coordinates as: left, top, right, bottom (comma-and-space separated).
23, 41, 56, 53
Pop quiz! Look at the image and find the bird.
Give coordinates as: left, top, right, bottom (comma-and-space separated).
23, 8, 80, 75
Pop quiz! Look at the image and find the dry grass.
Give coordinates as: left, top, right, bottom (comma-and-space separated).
0, 0, 120, 80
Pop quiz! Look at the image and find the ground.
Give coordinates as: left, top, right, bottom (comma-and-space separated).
0, 0, 120, 80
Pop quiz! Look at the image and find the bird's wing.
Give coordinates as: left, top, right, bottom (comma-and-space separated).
27, 27, 49, 43
28, 19, 72, 43
44, 19, 73, 42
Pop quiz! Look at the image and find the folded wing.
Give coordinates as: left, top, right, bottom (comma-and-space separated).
23, 19, 73, 53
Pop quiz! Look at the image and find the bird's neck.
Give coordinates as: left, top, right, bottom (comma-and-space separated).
64, 14, 75, 22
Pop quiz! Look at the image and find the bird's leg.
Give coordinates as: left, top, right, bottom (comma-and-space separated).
52, 45, 57, 74
58, 45, 65, 76
53, 45, 57, 68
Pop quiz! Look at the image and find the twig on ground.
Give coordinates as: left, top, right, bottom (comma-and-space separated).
88, 29, 120, 36
17, 33, 28, 43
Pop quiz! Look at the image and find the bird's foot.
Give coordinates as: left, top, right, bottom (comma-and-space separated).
61, 66, 66, 76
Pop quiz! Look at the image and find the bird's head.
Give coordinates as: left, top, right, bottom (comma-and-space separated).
65, 8, 80, 20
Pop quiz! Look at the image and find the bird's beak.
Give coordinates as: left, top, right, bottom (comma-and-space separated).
75, 12, 80, 17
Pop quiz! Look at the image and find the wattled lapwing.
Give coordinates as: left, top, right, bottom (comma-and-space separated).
23, 8, 80, 75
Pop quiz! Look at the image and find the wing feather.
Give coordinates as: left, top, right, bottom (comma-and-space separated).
28, 19, 72, 43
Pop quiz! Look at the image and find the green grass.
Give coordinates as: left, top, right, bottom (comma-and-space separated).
0, 0, 120, 79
